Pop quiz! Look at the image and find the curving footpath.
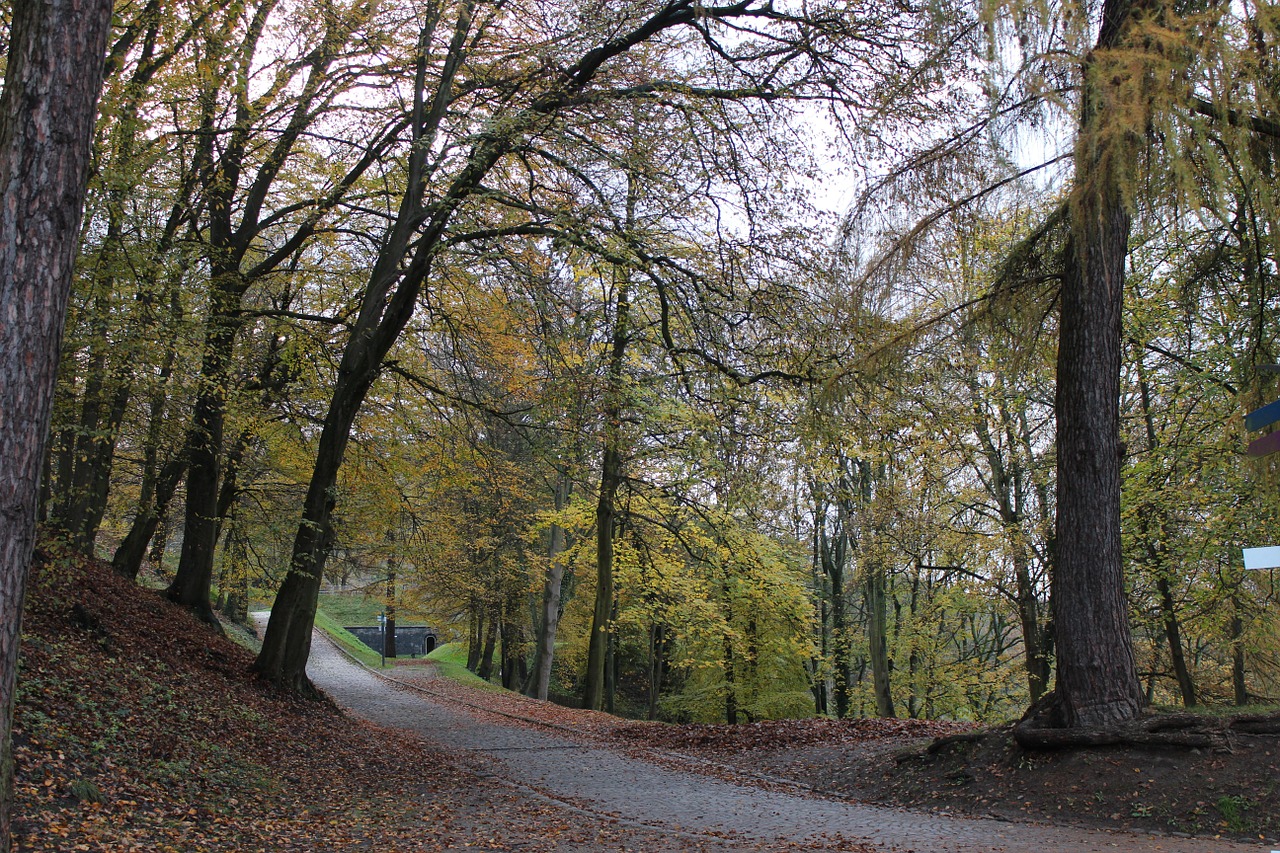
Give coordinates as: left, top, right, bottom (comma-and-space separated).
304, 631, 1266, 853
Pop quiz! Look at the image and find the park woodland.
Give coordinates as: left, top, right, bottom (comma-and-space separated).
4, 6, 1280, 844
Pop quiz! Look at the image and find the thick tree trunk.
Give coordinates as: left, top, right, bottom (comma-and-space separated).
647, 622, 667, 720
808, 522, 830, 716
824, 532, 850, 718
583, 274, 629, 711
467, 601, 483, 672
167, 286, 242, 629
1155, 576, 1195, 706
1049, 0, 1147, 727
1231, 596, 1248, 706
582, 441, 619, 710
722, 577, 738, 724
252, 371, 367, 692
0, 0, 113, 844
501, 593, 525, 690
605, 600, 618, 714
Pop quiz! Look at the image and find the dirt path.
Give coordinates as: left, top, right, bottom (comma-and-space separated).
305, 631, 1265, 853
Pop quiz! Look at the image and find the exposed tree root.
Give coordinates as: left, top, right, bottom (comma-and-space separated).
1011, 692, 1280, 752
925, 731, 989, 754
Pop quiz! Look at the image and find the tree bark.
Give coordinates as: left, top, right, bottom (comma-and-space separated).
1231, 595, 1248, 705
865, 559, 895, 718
528, 473, 570, 699
818, 505, 851, 718
467, 600, 483, 672
0, 0, 113, 844
1049, 0, 1147, 728
647, 622, 667, 720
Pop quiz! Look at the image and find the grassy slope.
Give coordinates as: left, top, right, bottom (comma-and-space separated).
312, 608, 387, 669
424, 642, 500, 690
8, 542, 675, 852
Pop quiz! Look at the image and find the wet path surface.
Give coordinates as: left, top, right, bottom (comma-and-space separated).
304, 630, 1263, 853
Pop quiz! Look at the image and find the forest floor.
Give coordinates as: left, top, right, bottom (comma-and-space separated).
612, 714, 1280, 845
388, 665, 1280, 847
12, 543, 1280, 850
12, 544, 830, 852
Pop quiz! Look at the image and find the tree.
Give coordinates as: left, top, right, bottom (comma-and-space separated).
1035, 0, 1151, 730
253, 0, 921, 694
0, 0, 113, 844
165, 0, 398, 625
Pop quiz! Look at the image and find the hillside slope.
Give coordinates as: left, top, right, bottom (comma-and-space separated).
10, 543, 682, 851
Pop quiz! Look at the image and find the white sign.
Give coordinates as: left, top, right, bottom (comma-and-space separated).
1242, 546, 1280, 570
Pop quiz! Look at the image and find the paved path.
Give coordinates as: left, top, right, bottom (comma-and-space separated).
303, 631, 1266, 853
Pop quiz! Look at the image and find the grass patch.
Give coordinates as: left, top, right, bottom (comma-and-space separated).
314, 608, 386, 669
425, 642, 501, 690
317, 592, 427, 627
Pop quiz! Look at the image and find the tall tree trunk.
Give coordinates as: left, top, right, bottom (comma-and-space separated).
865, 560, 895, 718
647, 622, 667, 720
477, 609, 498, 681
467, 599, 483, 672
501, 591, 525, 691
1155, 576, 1195, 706
605, 601, 618, 715
818, 512, 851, 718
808, 519, 830, 716
1049, 0, 1147, 728
0, 0, 113, 844
583, 273, 629, 711
722, 577, 738, 724
112, 455, 187, 579
528, 474, 570, 699
253, 5, 478, 693
167, 277, 242, 629
1231, 595, 1248, 706
251, 370, 373, 692
384, 558, 397, 659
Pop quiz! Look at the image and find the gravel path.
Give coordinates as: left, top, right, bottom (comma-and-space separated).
304, 631, 1265, 853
